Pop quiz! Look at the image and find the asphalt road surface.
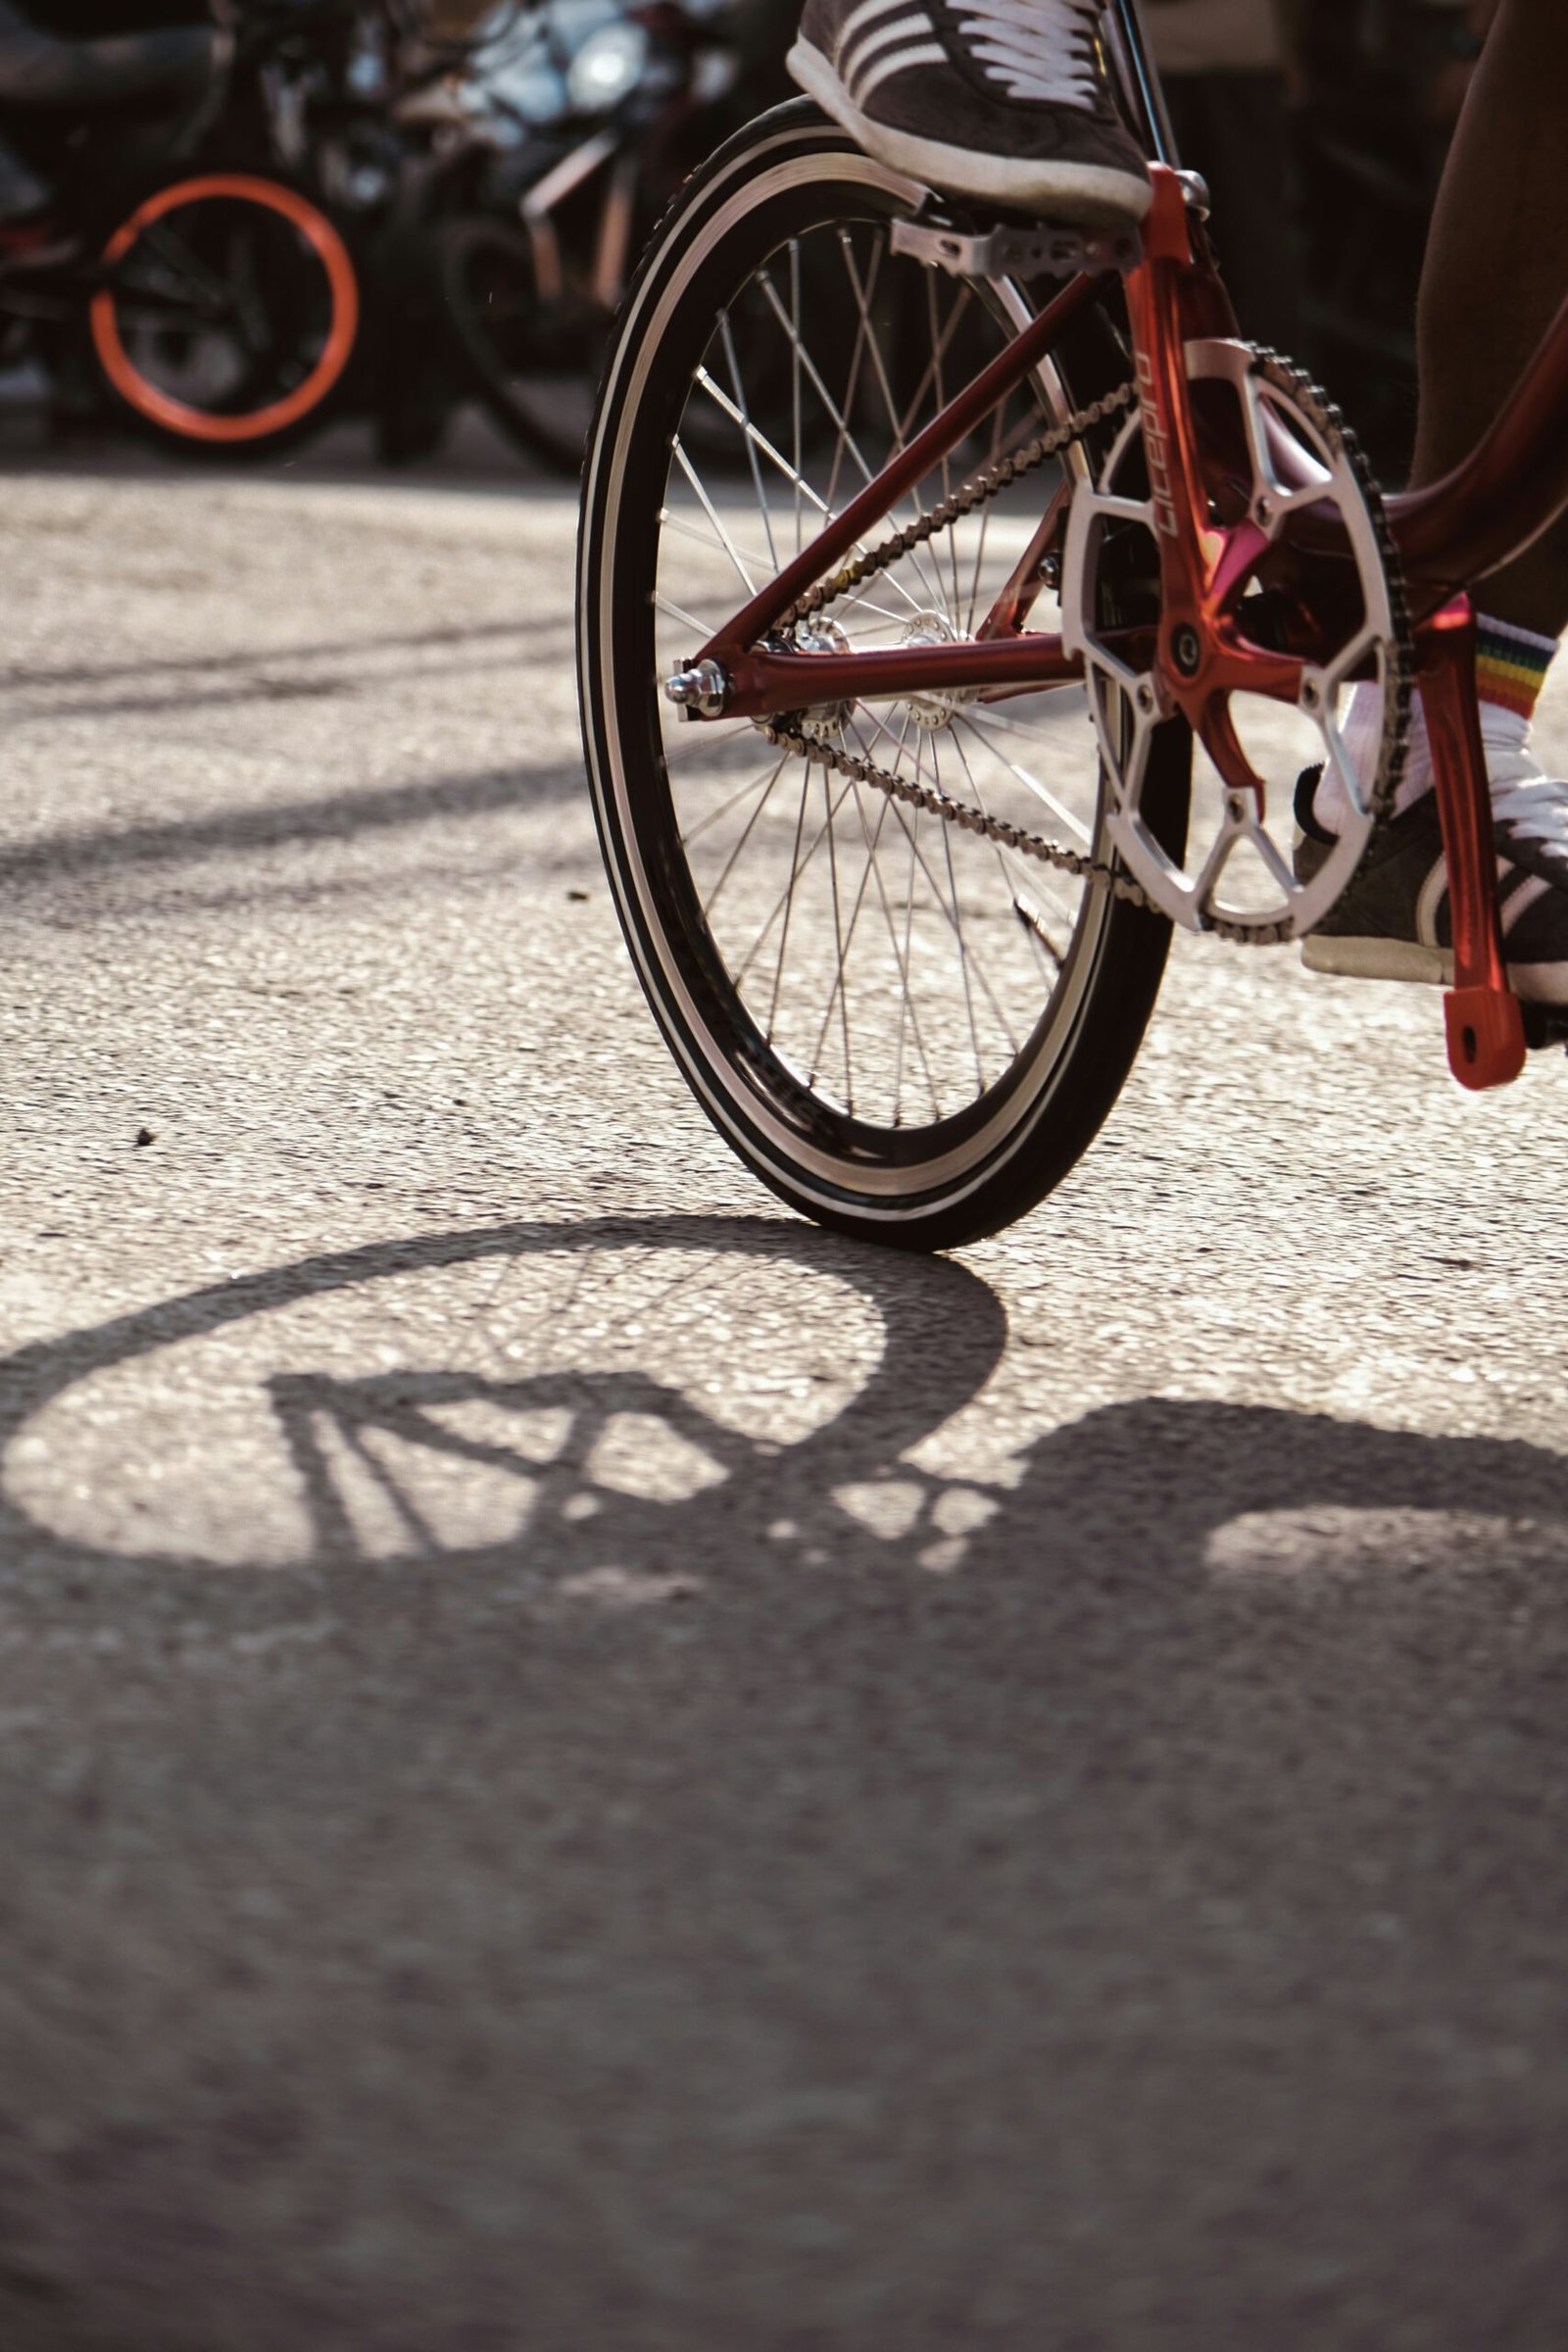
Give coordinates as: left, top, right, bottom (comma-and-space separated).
5, 430, 1568, 2352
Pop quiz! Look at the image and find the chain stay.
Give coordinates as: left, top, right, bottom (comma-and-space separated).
760, 343, 1411, 949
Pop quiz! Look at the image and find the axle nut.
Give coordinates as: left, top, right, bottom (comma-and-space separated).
662, 658, 729, 719
1171, 624, 1201, 678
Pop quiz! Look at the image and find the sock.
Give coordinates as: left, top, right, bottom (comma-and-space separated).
1475, 613, 1555, 718
1309, 612, 1557, 834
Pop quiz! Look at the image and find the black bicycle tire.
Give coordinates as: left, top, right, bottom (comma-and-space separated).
577, 99, 1188, 1251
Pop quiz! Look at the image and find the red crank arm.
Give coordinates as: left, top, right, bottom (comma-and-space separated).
1419, 597, 1525, 1089
1208, 634, 1303, 704
1119, 180, 1309, 742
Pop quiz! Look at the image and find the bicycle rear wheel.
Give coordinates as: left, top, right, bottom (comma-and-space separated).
578, 102, 1186, 1250
89, 172, 360, 454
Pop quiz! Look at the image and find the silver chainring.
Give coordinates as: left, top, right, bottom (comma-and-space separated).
1060, 340, 1411, 943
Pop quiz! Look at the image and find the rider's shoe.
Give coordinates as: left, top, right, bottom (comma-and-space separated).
788, 0, 1152, 224
1295, 766, 1568, 1005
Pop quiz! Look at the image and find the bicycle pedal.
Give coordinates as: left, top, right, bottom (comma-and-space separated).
890, 216, 1142, 283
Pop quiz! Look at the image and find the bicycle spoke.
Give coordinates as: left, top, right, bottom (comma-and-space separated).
931, 734, 1018, 1067
653, 587, 720, 637
948, 730, 1056, 966
696, 750, 791, 917
648, 204, 1100, 1137
790, 238, 804, 557
757, 263, 946, 614
658, 503, 776, 583
679, 757, 788, 848
927, 268, 962, 620
692, 368, 833, 517
816, 765, 857, 1105
761, 758, 820, 1034
670, 438, 758, 594
843, 723, 944, 1127
965, 398, 1006, 633
719, 309, 777, 572
956, 712, 1095, 844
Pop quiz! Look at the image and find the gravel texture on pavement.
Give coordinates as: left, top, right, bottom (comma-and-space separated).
4, 447, 1568, 2351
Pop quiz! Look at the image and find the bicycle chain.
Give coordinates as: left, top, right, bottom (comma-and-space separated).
777, 377, 1138, 631
760, 345, 1412, 948
1249, 348, 1413, 840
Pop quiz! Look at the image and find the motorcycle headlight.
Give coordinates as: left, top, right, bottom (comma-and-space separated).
565, 21, 649, 115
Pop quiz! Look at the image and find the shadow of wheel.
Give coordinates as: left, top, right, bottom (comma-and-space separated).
0, 1215, 1008, 1582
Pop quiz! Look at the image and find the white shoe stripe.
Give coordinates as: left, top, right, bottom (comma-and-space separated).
853, 39, 950, 103
1499, 871, 1552, 933
834, 0, 912, 57
1413, 852, 1553, 950
1414, 854, 1448, 949
844, 12, 936, 95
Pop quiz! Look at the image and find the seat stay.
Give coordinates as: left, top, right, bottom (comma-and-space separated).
695, 264, 1110, 673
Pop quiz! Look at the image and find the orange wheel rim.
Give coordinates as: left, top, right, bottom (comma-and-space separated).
90, 173, 359, 444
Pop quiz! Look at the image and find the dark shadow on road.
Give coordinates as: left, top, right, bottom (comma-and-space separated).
0, 617, 543, 696
0, 759, 585, 893
0, 409, 570, 497
4, 1215, 1568, 2351
3, 626, 573, 730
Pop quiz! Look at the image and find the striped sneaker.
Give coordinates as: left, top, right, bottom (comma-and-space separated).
1296, 775, 1568, 1005
788, 0, 1152, 224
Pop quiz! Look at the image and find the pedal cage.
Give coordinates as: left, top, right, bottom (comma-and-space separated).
890, 213, 1142, 283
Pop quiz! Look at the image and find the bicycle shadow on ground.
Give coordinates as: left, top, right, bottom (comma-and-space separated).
5, 1213, 1568, 2351
4, 1206, 1568, 1601
0, 1214, 1008, 1591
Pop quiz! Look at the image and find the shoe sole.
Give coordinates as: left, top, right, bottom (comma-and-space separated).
1302, 935, 1568, 1005
787, 38, 1153, 225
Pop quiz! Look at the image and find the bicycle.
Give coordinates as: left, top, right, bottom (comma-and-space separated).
0, 2, 367, 456
576, 0, 1558, 1251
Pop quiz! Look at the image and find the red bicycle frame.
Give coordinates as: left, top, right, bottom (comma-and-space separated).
682, 159, 1568, 1095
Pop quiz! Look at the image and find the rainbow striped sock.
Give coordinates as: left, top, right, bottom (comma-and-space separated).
1475, 613, 1556, 722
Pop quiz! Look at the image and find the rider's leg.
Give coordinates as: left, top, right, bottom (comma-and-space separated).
1302, 0, 1568, 997
1409, 0, 1568, 638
